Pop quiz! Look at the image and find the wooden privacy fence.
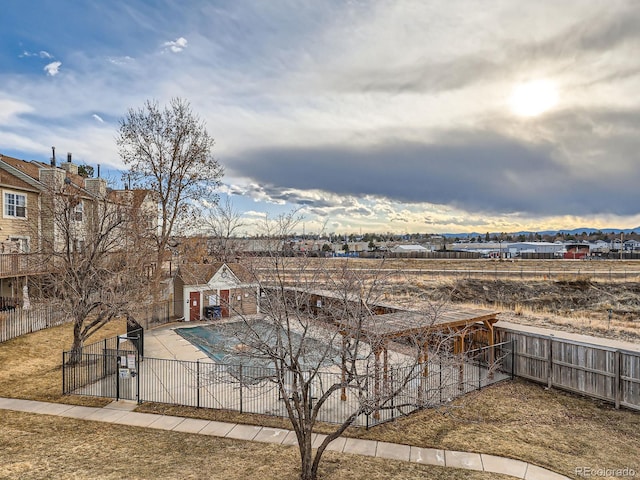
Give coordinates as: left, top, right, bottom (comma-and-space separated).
0, 303, 68, 343
496, 326, 640, 411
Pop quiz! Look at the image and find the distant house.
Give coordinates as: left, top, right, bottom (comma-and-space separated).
174, 262, 259, 322
624, 240, 640, 251
591, 240, 610, 253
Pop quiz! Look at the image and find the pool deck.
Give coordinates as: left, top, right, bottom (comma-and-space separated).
143, 321, 215, 362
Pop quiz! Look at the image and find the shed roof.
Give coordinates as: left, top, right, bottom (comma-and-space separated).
177, 262, 256, 285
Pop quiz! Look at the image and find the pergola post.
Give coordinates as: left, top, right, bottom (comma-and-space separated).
456, 330, 465, 390
483, 319, 496, 379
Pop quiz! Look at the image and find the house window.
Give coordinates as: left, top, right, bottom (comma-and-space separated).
74, 201, 83, 222
4, 192, 26, 218
9, 237, 29, 253
73, 239, 84, 253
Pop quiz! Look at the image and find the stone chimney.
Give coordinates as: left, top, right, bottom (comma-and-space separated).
39, 167, 66, 189
85, 177, 107, 198
60, 153, 79, 175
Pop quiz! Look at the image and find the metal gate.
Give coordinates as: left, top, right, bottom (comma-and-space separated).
62, 329, 142, 403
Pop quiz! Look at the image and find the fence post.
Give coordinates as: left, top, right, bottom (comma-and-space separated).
62, 351, 66, 394
511, 339, 515, 380
136, 347, 140, 404
239, 364, 243, 414
390, 367, 395, 409
614, 350, 621, 409
439, 354, 443, 404
547, 336, 554, 389
116, 340, 120, 401
197, 360, 201, 408
103, 339, 108, 379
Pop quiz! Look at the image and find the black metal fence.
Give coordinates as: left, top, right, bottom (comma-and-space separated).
132, 301, 177, 330
63, 339, 512, 427
62, 328, 143, 401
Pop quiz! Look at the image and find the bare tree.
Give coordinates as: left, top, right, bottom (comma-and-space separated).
37, 182, 153, 363
209, 213, 476, 480
117, 97, 223, 295
202, 196, 246, 262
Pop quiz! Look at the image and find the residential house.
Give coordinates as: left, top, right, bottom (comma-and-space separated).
0, 151, 156, 305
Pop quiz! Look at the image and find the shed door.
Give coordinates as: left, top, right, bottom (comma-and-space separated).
220, 289, 230, 317
189, 292, 201, 321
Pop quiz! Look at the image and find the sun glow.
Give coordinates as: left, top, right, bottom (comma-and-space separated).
509, 80, 558, 117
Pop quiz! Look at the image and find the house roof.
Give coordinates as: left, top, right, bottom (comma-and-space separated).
0, 153, 86, 192
178, 263, 220, 284
0, 155, 45, 191
1, 152, 153, 203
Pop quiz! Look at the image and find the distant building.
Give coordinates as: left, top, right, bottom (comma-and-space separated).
507, 242, 564, 256
390, 244, 430, 253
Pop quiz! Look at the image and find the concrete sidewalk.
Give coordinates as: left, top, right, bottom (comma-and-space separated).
0, 397, 569, 480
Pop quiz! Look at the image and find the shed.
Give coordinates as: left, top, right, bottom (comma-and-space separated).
174, 262, 259, 321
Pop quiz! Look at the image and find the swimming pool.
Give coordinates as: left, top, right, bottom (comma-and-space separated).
175, 320, 340, 368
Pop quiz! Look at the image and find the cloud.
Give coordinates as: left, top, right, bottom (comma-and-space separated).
43, 61, 62, 76
3, 1, 640, 234
228, 121, 640, 218
20, 50, 53, 59
0, 98, 33, 123
107, 56, 134, 65
162, 37, 188, 53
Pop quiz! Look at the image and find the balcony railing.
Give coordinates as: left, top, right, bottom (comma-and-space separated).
0, 254, 51, 278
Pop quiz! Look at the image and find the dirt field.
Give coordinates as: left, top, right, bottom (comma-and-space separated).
251, 256, 640, 275
250, 257, 640, 343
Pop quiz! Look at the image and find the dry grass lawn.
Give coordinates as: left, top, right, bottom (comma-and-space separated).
0, 320, 125, 406
2, 318, 640, 479
0, 410, 513, 480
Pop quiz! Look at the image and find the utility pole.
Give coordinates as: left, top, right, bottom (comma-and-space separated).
620, 232, 624, 261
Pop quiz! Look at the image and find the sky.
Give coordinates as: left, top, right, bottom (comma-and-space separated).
1, 0, 639, 236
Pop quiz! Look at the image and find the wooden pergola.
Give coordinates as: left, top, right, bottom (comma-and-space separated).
337, 307, 500, 408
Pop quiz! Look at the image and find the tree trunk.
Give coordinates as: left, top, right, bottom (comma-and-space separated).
68, 326, 84, 365
299, 434, 315, 480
